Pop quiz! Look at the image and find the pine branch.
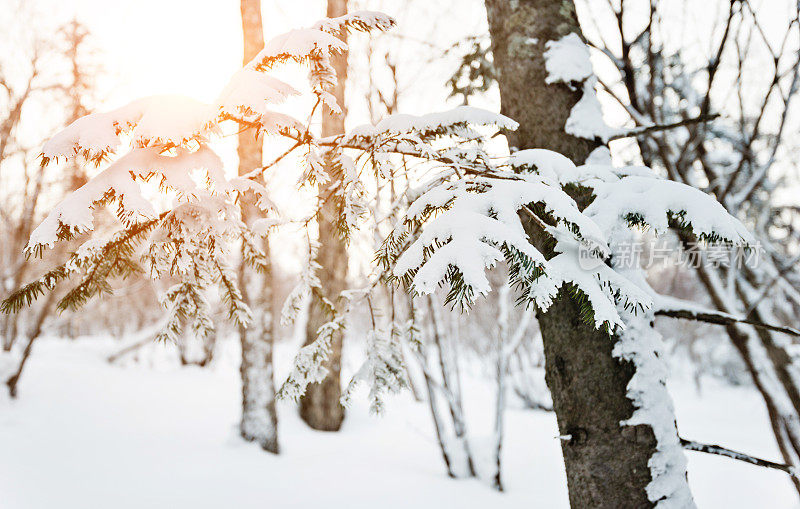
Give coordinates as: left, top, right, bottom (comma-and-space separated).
214, 260, 251, 327
2, 214, 164, 315
655, 307, 800, 338
681, 437, 797, 476
56, 216, 163, 312
1, 264, 72, 314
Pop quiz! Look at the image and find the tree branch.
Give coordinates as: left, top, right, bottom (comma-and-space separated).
655, 307, 800, 338
681, 437, 797, 476
607, 114, 720, 141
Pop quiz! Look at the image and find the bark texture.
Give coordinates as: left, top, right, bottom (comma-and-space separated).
237, 0, 279, 453
485, 1, 659, 506
299, 0, 349, 432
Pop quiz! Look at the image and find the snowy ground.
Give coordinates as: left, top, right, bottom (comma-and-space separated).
1, 337, 798, 509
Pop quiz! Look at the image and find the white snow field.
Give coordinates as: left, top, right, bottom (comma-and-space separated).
1, 337, 798, 509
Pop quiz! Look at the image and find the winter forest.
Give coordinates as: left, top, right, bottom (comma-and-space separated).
2, 0, 800, 508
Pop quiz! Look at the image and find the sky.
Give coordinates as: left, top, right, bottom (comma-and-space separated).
16, 0, 487, 119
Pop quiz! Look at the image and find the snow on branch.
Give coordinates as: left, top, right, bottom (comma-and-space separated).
248, 28, 347, 72
547, 238, 652, 328
341, 325, 408, 414
277, 288, 342, 402
312, 10, 396, 35
216, 69, 300, 121
41, 101, 142, 164
681, 438, 798, 477
385, 166, 658, 328
506, 148, 628, 184
29, 146, 227, 250
653, 294, 800, 338
565, 79, 622, 143
346, 106, 518, 143
509, 150, 752, 255
584, 176, 754, 244
42, 95, 217, 164
130, 95, 217, 148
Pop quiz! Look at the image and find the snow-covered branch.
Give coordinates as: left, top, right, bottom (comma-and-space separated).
681, 438, 798, 477
654, 307, 800, 338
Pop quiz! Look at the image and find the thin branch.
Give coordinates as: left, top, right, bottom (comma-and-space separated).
239, 139, 304, 180
655, 307, 800, 338
107, 336, 154, 364
607, 114, 720, 141
681, 437, 797, 476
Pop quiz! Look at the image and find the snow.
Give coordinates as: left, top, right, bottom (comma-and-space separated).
41, 100, 145, 160
217, 69, 300, 119
347, 106, 518, 140
1, 337, 798, 509
564, 78, 622, 143
542, 34, 621, 143
584, 176, 755, 243
28, 146, 227, 249
0, 350, 19, 381
248, 28, 347, 70
42, 95, 216, 161
254, 111, 306, 136
615, 309, 696, 508
29, 161, 153, 249
507, 148, 573, 183
585, 146, 612, 166
130, 95, 216, 148
394, 174, 609, 305
544, 235, 652, 329
612, 253, 694, 507
342, 328, 408, 414
312, 10, 396, 34
543, 33, 594, 86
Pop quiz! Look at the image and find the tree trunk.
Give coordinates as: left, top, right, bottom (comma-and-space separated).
485, 1, 661, 506
299, 0, 349, 432
237, 0, 279, 453
239, 305, 279, 452
5, 291, 55, 398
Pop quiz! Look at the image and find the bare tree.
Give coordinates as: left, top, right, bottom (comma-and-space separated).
1, 17, 99, 398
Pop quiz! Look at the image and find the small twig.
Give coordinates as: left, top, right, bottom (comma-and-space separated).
107, 336, 154, 363
681, 437, 797, 476
239, 139, 304, 180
